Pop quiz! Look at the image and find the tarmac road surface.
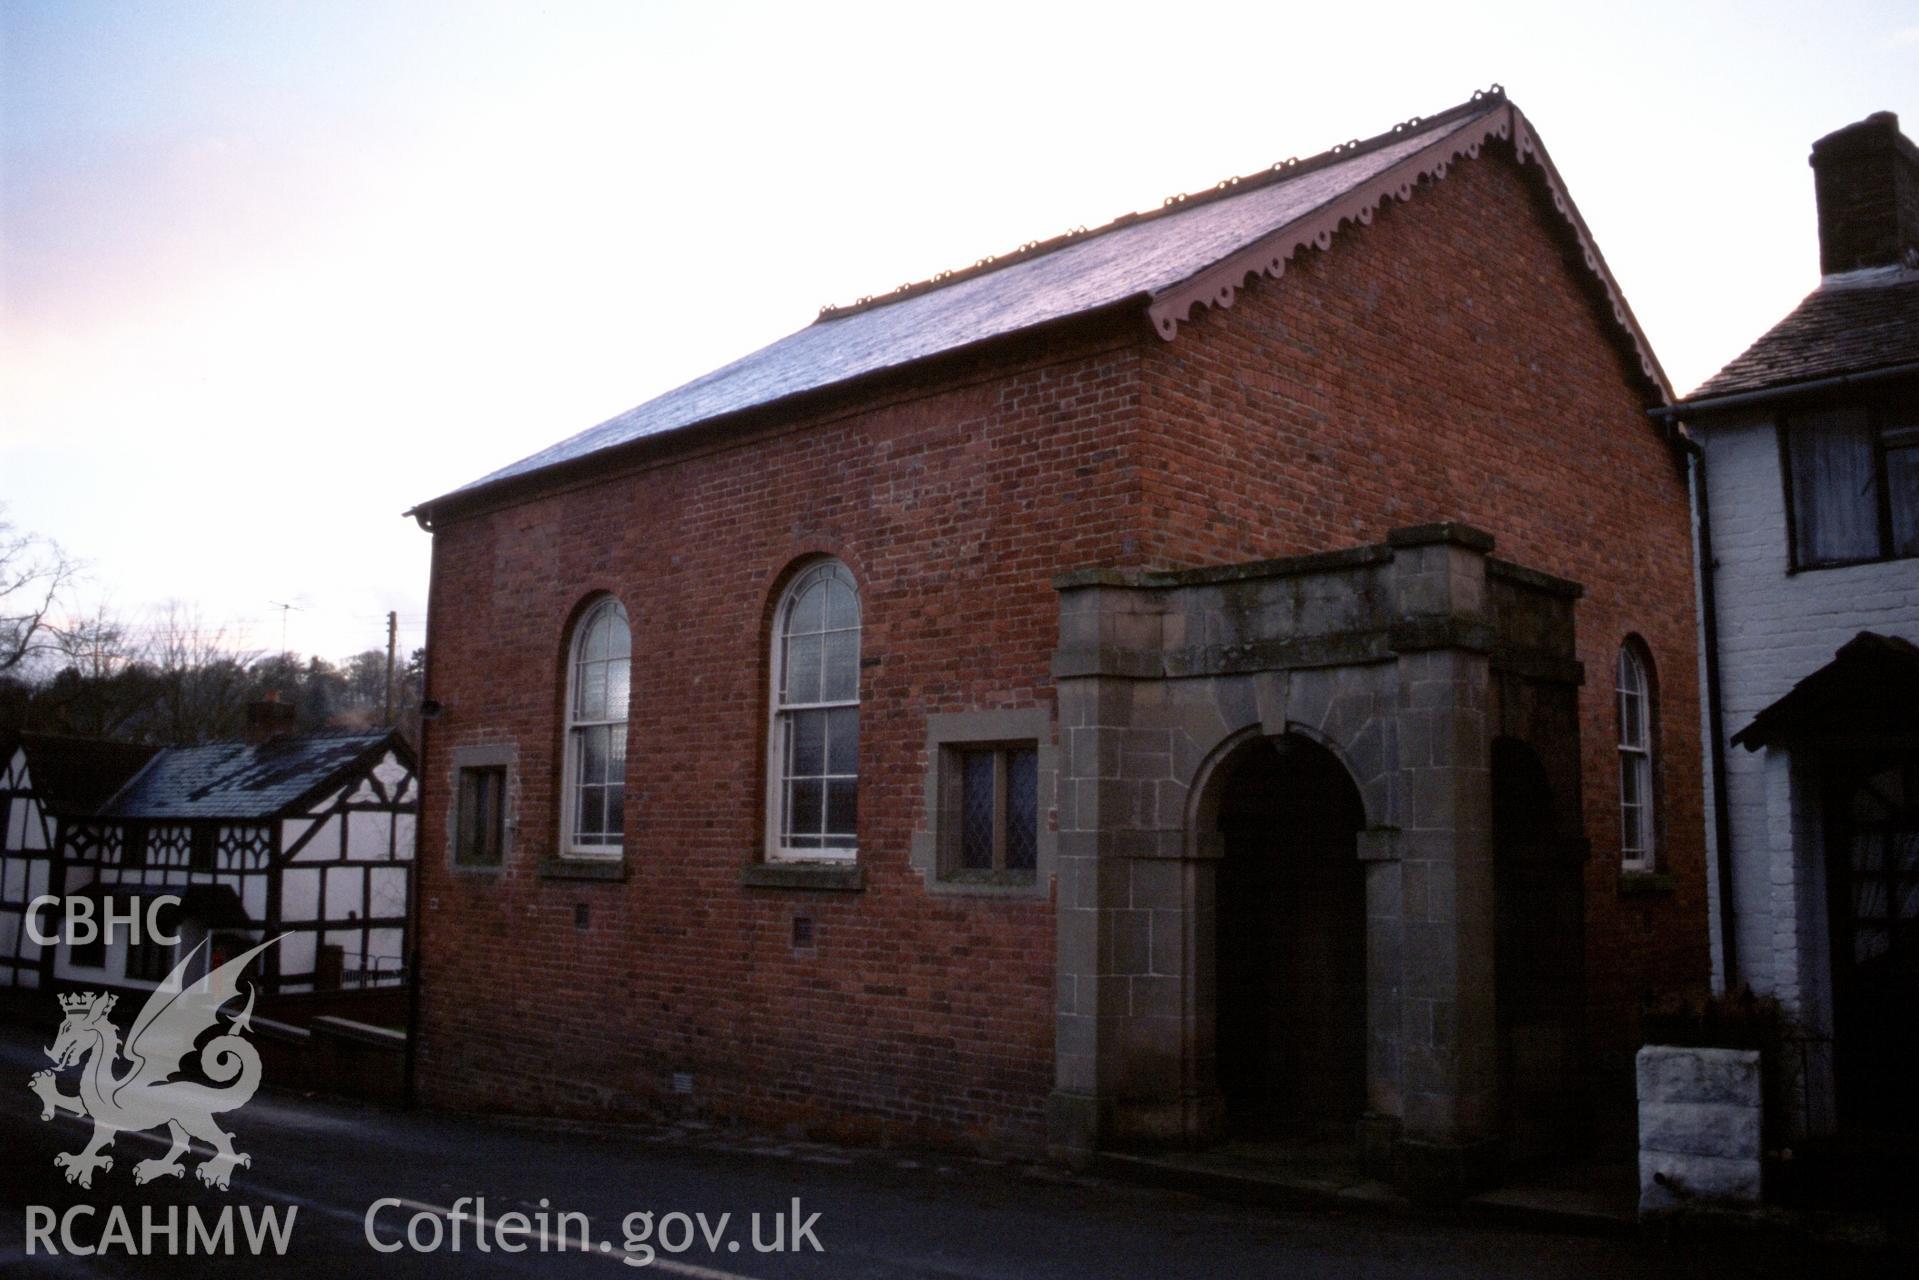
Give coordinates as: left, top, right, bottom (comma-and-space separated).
0, 1021, 1891, 1278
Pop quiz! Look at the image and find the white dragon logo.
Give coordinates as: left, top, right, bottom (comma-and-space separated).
28, 936, 281, 1190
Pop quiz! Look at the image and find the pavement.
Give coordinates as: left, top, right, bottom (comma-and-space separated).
0, 1021, 1905, 1278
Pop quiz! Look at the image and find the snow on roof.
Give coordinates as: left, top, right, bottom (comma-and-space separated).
414, 88, 1663, 517
95, 732, 397, 821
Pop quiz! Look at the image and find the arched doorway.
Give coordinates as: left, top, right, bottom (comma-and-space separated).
1492, 737, 1586, 1162
1213, 734, 1367, 1138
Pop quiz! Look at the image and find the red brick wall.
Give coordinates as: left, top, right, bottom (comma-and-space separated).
417, 139, 1709, 1152
417, 338, 1141, 1152
1136, 142, 1711, 1076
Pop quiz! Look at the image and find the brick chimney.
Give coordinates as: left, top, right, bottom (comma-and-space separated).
243, 692, 297, 744
1809, 111, 1919, 275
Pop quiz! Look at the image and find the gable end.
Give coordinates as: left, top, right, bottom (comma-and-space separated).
1148, 102, 1670, 401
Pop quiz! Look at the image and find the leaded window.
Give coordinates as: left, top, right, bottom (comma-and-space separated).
955, 745, 1039, 876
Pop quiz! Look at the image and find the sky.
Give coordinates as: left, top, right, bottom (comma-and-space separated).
2, 1, 1915, 663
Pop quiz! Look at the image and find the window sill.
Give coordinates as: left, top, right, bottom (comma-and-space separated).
1788, 550, 1917, 574
1618, 870, 1675, 897
739, 861, 865, 892
538, 857, 627, 882
929, 868, 1045, 898
449, 860, 506, 875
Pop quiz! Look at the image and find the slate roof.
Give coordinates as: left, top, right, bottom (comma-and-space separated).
94, 732, 396, 821
415, 89, 1659, 517
1686, 265, 1919, 402
3, 734, 158, 817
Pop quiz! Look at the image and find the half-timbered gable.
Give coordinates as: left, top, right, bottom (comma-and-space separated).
0, 735, 155, 993
0, 730, 416, 1019
272, 743, 416, 992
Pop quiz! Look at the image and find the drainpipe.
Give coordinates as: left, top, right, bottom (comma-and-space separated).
401, 534, 436, 1109
1672, 425, 1738, 990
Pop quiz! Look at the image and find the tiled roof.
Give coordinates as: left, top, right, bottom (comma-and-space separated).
1686, 265, 1919, 402
4, 734, 158, 817
1733, 631, 1919, 749
414, 89, 1662, 516
95, 732, 395, 821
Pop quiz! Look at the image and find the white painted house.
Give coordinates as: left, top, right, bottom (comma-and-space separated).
1666, 111, 1919, 1142
0, 728, 417, 1021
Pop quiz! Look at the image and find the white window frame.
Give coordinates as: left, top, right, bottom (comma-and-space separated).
765, 561, 861, 863
1616, 642, 1656, 871
561, 598, 630, 860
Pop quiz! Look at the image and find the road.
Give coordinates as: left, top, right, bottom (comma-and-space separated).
0, 1021, 1884, 1278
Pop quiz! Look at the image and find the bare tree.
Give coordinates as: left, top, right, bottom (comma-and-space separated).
341, 649, 388, 712
0, 508, 79, 674
149, 602, 257, 743
27, 603, 154, 738
52, 602, 143, 680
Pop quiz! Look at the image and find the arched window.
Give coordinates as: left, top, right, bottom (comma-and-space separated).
768, 561, 860, 861
1616, 641, 1656, 870
562, 598, 630, 858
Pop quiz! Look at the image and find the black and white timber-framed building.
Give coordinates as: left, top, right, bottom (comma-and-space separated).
0, 728, 417, 1019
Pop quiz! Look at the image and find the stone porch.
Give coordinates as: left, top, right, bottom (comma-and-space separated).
1046, 523, 1589, 1198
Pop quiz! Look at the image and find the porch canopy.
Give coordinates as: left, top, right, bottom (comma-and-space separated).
1732, 631, 1919, 751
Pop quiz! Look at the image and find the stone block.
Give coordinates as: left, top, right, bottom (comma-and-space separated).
1055, 1012, 1096, 1060
1254, 669, 1289, 736
1365, 859, 1402, 920
1401, 922, 1457, 998
1129, 858, 1183, 909
1637, 1151, 1762, 1213
1212, 677, 1259, 734
1130, 974, 1183, 1019
1057, 903, 1099, 966
1155, 779, 1189, 828
1635, 1043, 1760, 1106
1288, 669, 1335, 735
1424, 861, 1457, 924
1109, 910, 1152, 975
1637, 1101, 1760, 1160
1636, 1045, 1763, 1214
1149, 907, 1186, 975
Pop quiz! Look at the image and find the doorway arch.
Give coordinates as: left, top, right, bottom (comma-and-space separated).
1211, 733, 1367, 1138
1492, 736, 1586, 1160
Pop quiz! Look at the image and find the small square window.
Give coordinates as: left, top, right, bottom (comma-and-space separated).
947, 745, 1039, 880
455, 766, 507, 867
